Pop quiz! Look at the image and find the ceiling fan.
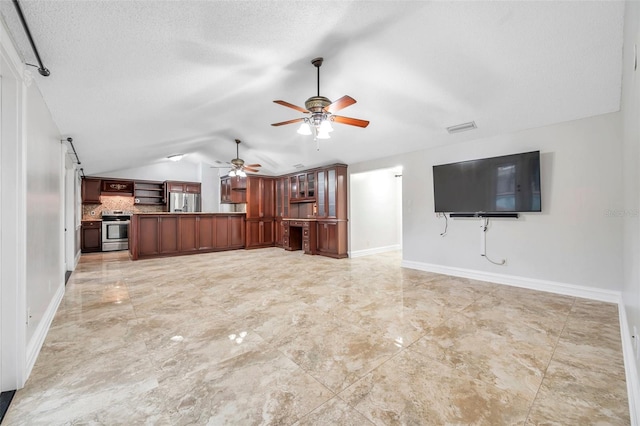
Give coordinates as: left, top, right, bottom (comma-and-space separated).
212, 139, 261, 177
271, 57, 369, 141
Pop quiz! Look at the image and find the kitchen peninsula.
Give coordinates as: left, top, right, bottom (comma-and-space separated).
128, 212, 245, 260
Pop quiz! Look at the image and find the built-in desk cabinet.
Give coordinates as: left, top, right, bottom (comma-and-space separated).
284, 220, 317, 255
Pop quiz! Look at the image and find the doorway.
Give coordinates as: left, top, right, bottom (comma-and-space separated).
349, 166, 403, 257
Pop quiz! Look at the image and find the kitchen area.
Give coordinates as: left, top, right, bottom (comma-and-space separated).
81, 162, 349, 261
80, 178, 203, 253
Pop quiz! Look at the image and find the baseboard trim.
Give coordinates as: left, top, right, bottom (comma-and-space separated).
25, 282, 64, 379
618, 302, 640, 426
350, 244, 401, 258
400, 260, 621, 303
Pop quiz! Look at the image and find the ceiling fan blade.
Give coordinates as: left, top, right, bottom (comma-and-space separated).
271, 118, 304, 127
332, 115, 370, 128
244, 167, 260, 173
324, 95, 356, 113
245, 163, 261, 168
273, 100, 309, 113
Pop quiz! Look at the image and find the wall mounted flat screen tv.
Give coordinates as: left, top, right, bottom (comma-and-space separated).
433, 151, 541, 213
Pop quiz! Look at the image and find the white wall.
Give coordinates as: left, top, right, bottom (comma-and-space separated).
0, 19, 25, 391
0, 16, 63, 390
349, 167, 402, 256
621, 0, 640, 421
351, 111, 624, 293
24, 81, 64, 361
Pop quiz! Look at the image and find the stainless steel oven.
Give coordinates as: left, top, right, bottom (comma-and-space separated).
101, 210, 131, 251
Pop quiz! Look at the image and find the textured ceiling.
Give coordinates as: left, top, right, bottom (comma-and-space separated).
0, 1, 625, 176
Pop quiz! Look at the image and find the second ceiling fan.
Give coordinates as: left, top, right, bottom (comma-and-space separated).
271, 57, 369, 140
215, 139, 261, 177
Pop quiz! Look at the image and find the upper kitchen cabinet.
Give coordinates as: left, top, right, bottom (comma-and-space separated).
101, 179, 134, 195
316, 164, 347, 219
82, 178, 102, 204
289, 172, 315, 203
220, 176, 246, 204
166, 181, 201, 194
275, 177, 289, 218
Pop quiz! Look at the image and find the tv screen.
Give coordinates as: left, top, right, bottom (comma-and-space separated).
433, 151, 541, 213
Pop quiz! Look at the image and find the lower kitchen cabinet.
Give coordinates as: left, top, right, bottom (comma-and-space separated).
245, 218, 274, 249
130, 213, 245, 260
81, 221, 102, 253
317, 220, 348, 258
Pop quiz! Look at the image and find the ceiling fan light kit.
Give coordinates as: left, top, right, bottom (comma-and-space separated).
272, 57, 369, 149
223, 139, 261, 177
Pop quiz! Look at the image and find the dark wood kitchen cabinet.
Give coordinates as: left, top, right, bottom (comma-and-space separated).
101, 179, 134, 195
129, 213, 245, 260
289, 172, 316, 203
315, 164, 348, 258
81, 220, 102, 252
166, 181, 201, 194
220, 176, 246, 204
274, 177, 290, 247
81, 178, 102, 204
245, 176, 275, 249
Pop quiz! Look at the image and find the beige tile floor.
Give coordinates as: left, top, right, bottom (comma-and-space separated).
4, 248, 630, 425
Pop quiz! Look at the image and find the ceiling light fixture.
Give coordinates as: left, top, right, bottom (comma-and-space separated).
272, 57, 369, 151
446, 121, 477, 134
167, 154, 184, 162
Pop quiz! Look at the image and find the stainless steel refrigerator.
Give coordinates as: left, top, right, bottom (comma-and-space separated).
168, 192, 201, 212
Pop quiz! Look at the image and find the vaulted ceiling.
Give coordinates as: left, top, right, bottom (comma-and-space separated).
0, 1, 625, 176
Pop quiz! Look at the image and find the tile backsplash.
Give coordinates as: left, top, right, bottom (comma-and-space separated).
83, 196, 164, 220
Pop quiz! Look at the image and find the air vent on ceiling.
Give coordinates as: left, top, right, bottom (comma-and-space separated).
446, 121, 477, 134
293, 163, 305, 169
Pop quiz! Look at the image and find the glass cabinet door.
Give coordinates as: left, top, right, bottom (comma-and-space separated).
276, 179, 282, 216
307, 173, 315, 198
317, 170, 325, 217
328, 169, 336, 217
299, 174, 306, 198
289, 176, 297, 200
283, 179, 289, 216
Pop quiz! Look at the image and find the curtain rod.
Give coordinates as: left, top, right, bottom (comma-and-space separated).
62, 137, 81, 165
12, 0, 50, 77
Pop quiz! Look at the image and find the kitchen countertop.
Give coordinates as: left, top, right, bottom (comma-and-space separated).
282, 217, 317, 222
132, 212, 246, 215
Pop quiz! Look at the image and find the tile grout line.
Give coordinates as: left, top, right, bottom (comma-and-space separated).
523, 296, 577, 423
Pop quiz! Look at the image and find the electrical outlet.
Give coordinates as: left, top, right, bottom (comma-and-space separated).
26, 307, 31, 326
635, 326, 640, 360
